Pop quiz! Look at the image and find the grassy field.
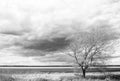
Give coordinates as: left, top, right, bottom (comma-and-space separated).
0, 67, 120, 81
1, 72, 120, 81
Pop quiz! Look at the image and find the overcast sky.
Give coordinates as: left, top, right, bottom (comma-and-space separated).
0, 0, 120, 65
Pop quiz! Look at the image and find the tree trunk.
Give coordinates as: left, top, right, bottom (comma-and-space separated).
82, 68, 86, 78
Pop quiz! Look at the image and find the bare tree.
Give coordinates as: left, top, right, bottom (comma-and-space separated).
66, 27, 119, 78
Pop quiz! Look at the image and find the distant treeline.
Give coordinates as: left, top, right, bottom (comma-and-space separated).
0, 65, 120, 67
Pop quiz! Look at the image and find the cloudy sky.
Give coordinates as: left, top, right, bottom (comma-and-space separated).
0, 0, 120, 65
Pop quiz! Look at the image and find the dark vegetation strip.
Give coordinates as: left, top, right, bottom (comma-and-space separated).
0, 65, 120, 67
0, 67, 120, 74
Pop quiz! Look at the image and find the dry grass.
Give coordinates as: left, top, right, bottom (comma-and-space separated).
0, 72, 119, 81
11, 73, 74, 81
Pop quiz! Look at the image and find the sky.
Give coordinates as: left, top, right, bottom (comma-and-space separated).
0, 0, 120, 65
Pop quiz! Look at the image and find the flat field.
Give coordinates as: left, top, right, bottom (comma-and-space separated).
0, 67, 120, 81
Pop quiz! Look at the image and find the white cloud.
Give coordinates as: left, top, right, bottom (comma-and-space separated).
0, 0, 120, 65
0, 0, 109, 35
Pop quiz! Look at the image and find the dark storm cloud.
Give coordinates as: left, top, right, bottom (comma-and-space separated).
14, 21, 120, 56
23, 37, 71, 52
1, 31, 25, 36
13, 48, 47, 57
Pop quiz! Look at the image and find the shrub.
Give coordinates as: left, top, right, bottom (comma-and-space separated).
0, 75, 15, 81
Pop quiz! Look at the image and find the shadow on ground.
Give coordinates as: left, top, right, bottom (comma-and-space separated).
87, 74, 120, 80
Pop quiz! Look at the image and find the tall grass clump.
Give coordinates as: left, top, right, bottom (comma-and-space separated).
0, 74, 15, 81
